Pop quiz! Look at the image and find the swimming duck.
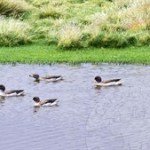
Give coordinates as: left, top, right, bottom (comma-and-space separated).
29, 74, 63, 82
94, 76, 122, 87
0, 85, 25, 97
33, 97, 58, 107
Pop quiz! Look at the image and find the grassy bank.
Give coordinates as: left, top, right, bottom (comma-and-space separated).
0, 45, 150, 64
0, 0, 149, 48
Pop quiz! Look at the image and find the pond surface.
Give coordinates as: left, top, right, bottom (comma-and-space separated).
0, 64, 150, 150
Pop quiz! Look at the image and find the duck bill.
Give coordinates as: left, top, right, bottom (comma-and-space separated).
29, 74, 33, 77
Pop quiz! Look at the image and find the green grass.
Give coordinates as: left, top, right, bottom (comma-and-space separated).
0, 44, 150, 64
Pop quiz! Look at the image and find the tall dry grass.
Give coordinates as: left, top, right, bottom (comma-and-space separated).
0, 18, 32, 46
39, 4, 67, 19
27, 0, 67, 7
0, 0, 149, 47
83, 0, 150, 47
0, 0, 31, 16
58, 24, 82, 48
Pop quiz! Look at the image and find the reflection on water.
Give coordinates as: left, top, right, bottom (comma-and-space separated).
0, 64, 150, 150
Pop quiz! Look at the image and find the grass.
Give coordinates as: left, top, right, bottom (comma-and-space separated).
0, 44, 150, 64
0, 0, 149, 65
0, 19, 32, 46
0, 0, 31, 16
0, 0, 149, 48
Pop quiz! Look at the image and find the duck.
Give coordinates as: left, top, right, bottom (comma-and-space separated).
33, 97, 58, 107
29, 74, 63, 82
94, 76, 122, 87
0, 85, 25, 97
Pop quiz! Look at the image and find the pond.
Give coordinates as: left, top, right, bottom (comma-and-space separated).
0, 64, 150, 150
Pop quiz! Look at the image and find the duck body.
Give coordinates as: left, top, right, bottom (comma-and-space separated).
94, 76, 122, 87
29, 74, 63, 82
0, 85, 25, 97
33, 97, 58, 107
42, 75, 63, 82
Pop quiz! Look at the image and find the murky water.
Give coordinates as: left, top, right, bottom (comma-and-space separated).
0, 64, 150, 150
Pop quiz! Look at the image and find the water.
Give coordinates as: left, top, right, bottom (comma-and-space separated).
0, 64, 150, 150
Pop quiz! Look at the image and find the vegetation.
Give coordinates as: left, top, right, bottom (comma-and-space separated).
0, 0, 31, 16
0, 44, 150, 64
0, 18, 32, 46
0, 0, 149, 48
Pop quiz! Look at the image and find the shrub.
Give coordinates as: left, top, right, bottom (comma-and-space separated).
47, 30, 58, 45
39, 4, 65, 19
0, 0, 31, 16
68, 0, 87, 3
28, 0, 67, 7
0, 18, 32, 46
113, 0, 149, 31
26, 0, 49, 7
137, 31, 150, 46
90, 0, 111, 6
31, 19, 55, 39
89, 32, 135, 48
57, 24, 82, 48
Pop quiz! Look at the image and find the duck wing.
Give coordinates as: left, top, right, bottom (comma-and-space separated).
43, 99, 57, 104
6, 90, 24, 94
43, 75, 62, 79
103, 79, 121, 83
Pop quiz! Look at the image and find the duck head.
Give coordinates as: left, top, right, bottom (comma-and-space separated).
95, 76, 102, 83
0, 85, 5, 92
29, 74, 40, 82
33, 97, 41, 106
33, 97, 40, 102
